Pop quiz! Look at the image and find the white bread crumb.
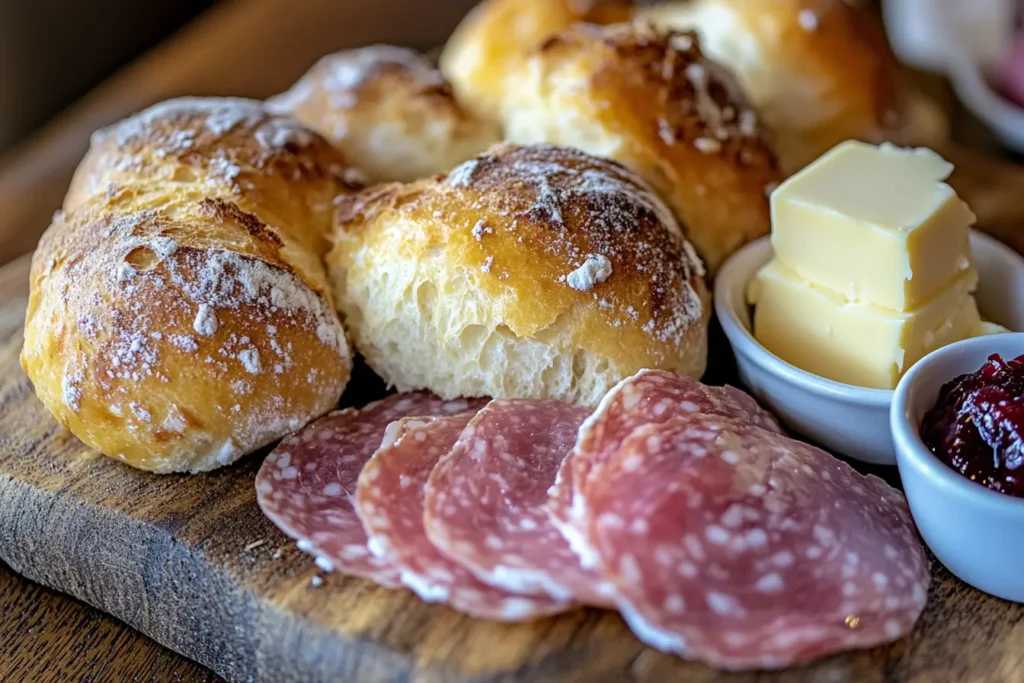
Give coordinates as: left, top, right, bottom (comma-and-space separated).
566, 255, 613, 292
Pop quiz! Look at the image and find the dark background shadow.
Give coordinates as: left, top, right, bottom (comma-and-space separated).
0, 0, 214, 154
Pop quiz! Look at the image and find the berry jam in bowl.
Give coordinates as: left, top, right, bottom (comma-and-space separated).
892, 333, 1024, 602
921, 352, 1024, 496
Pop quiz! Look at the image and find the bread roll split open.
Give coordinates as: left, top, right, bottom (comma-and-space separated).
328, 143, 710, 408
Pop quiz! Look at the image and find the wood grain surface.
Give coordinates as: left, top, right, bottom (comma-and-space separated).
0, 560, 217, 683
1, 254, 1024, 683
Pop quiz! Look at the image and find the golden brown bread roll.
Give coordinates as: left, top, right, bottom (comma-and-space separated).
328, 143, 710, 407
440, 0, 631, 120
268, 46, 500, 183
635, 0, 904, 173
22, 98, 359, 473
500, 22, 781, 274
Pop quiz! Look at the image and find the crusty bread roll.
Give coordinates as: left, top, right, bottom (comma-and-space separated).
22, 98, 359, 473
440, 0, 631, 121
635, 0, 904, 173
329, 143, 710, 407
500, 22, 781, 274
268, 46, 500, 183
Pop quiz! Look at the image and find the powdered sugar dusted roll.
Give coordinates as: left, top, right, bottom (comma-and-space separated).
440, 0, 631, 121
269, 46, 500, 183
635, 0, 906, 174
500, 22, 782, 275
22, 97, 359, 473
329, 143, 710, 407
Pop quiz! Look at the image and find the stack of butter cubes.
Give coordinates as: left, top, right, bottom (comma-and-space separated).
749, 140, 1004, 390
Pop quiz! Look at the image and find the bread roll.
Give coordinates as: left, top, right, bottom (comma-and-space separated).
22, 98, 359, 473
440, 0, 631, 120
329, 143, 710, 407
269, 46, 500, 183
635, 0, 904, 173
500, 22, 781, 274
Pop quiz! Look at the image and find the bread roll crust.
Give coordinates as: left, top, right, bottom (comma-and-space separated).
636, 0, 903, 173
269, 46, 500, 183
440, 0, 631, 120
23, 98, 357, 473
501, 23, 781, 274
330, 143, 710, 407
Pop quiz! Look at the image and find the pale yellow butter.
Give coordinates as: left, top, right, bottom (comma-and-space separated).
771, 140, 975, 312
748, 260, 996, 390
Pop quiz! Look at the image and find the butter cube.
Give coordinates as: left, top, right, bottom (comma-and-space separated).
771, 141, 975, 311
749, 259, 987, 390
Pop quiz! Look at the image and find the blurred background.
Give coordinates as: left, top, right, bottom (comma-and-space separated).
0, 0, 1019, 155
0, 0, 1022, 269
0, 0, 213, 155
0, 0, 481, 266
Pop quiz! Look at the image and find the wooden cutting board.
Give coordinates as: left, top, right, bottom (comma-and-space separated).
2, 255, 1024, 683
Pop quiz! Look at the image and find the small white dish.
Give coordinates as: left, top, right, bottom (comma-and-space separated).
881, 0, 1024, 152
715, 230, 1024, 465
891, 333, 1024, 602
949, 50, 1024, 154
882, 0, 1014, 74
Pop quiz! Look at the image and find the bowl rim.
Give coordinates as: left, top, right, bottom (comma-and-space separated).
891, 332, 1024, 513
714, 236, 891, 407
948, 50, 1024, 151
714, 230, 1024, 410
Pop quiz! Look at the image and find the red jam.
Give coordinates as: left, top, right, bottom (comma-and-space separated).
920, 353, 1024, 498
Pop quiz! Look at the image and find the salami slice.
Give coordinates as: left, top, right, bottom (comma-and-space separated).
548, 369, 782, 565
356, 414, 570, 621
424, 400, 613, 606
587, 414, 930, 670
255, 392, 483, 587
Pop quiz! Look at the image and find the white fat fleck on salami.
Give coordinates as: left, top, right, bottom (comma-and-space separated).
355, 414, 569, 622
585, 413, 930, 670
424, 399, 613, 607
255, 392, 485, 587
548, 369, 782, 567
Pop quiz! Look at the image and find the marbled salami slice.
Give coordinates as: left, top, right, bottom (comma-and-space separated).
256, 392, 483, 587
587, 414, 930, 670
424, 400, 612, 606
548, 369, 782, 565
357, 414, 570, 621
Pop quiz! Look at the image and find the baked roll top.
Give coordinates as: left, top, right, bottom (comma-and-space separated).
440, 0, 631, 120
636, 0, 904, 173
500, 23, 783, 275
23, 98, 358, 472
269, 46, 500, 183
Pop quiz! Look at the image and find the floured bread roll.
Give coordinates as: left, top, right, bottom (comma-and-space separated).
329, 143, 710, 407
23, 98, 358, 473
635, 0, 904, 173
269, 45, 500, 183
440, 0, 631, 120
501, 22, 781, 274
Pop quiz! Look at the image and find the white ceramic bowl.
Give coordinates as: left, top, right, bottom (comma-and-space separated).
949, 49, 1024, 154
891, 333, 1024, 602
715, 230, 1024, 465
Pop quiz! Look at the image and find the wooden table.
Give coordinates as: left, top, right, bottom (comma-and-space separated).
0, 1, 476, 680
5, 1, 1024, 681
0, 559, 218, 682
